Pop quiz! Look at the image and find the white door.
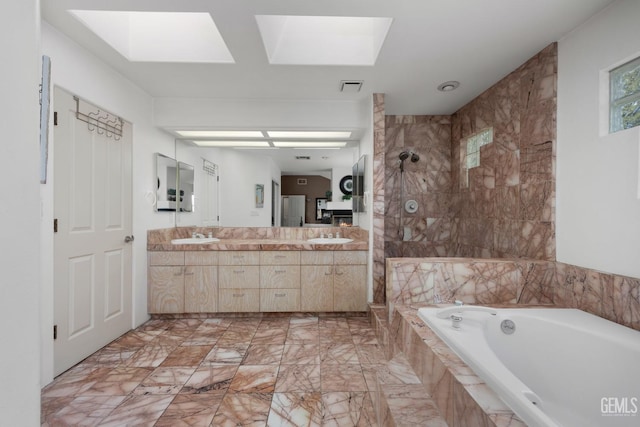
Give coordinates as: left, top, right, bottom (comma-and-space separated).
282, 195, 305, 226
53, 88, 133, 375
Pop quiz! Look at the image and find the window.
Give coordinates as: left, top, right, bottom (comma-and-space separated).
610, 56, 640, 133
461, 128, 493, 188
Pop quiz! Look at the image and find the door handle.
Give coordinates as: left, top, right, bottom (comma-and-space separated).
124, 235, 134, 243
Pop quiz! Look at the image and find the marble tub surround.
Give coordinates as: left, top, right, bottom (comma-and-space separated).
377, 304, 526, 427
386, 257, 640, 331
147, 226, 369, 251
42, 314, 382, 426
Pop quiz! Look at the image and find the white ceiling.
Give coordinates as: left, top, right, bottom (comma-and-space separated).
41, 0, 615, 172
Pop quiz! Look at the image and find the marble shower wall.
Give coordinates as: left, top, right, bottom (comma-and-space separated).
386, 257, 640, 332
384, 116, 453, 258
450, 43, 557, 260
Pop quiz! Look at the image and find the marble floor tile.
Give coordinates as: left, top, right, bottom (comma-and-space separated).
275, 364, 321, 392
41, 314, 397, 427
97, 395, 173, 427
242, 344, 285, 365
211, 392, 272, 426
268, 392, 323, 427
161, 345, 210, 367
320, 363, 367, 392
154, 393, 224, 426
229, 365, 279, 393
180, 365, 237, 394
281, 344, 320, 365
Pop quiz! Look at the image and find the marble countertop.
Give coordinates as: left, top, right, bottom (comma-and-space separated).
147, 238, 368, 251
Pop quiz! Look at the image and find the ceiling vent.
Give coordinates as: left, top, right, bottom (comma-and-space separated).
295, 156, 311, 160
340, 80, 363, 93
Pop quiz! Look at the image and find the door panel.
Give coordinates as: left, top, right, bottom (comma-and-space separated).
54, 88, 133, 375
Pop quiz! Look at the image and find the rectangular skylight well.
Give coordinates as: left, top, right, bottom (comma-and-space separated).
176, 130, 264, 138
255, 15, 392, 66
68, 10, 234, 63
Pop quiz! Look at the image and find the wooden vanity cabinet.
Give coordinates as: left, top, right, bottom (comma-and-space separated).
148, 248, 367, 314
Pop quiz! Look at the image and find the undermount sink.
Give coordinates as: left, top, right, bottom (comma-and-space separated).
307, 237, 354, 244
171, 237, 220, 244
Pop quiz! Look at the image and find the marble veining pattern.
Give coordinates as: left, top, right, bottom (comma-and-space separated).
42, 315, 383, 426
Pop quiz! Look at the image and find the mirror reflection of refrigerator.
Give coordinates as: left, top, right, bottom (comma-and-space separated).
281, 195, 305, 226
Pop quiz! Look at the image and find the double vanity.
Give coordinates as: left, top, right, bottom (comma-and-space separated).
147, 227, 369, 314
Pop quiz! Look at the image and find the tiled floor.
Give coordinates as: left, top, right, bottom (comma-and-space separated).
42, 315, 386, 426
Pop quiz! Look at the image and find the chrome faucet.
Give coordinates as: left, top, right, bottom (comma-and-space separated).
192, 232, 205, 239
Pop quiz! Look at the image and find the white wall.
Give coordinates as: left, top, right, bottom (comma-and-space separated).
557, 0, 640, 279
40, 22, 175, 384
0, 1, 41, 423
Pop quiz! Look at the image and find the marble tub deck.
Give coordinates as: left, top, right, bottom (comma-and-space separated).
42, 314, 402, 426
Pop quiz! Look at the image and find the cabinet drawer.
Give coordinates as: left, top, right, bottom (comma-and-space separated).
185, 251, 218, 266
260, 251, 300, 265
334, 251, 367, 265
260, 289, 300, 312
300, 251, 333, 265
219, 289, 260, 312
219, 251, 260, 265
260, 265, 300, 289
219, 266, 260, 289
149, 251, 184, 266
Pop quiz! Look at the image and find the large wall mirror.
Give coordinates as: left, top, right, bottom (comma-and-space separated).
155, 153, 195, 214
174, 139, 359, 227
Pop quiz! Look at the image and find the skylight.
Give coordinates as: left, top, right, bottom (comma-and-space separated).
68, 10, 234, 63
255, 15, 393, 66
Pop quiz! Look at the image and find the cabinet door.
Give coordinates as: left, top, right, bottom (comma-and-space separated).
260, 289, 300, 312
333, 265, 367, 311
148, 266, 184, 313
300, 265, 333, 312
184, 266, 217, 312
260, 265, 300, 289
219, 289, 260, 312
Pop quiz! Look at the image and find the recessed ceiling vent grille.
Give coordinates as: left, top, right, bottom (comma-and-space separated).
295, 156, 311, 160
340, 80, 363, 93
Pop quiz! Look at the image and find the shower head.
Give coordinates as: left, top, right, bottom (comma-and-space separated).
410, 152, 420, 163
398, 151, 410, 161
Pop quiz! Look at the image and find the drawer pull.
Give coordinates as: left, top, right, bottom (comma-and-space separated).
232, 255, 245, 259
275, 255, 287, 259
184, 272, 195, 276
275, 269, 287, 274
234, 269, 245, 274
232, 293, 245, 297
275, 293, 286, 297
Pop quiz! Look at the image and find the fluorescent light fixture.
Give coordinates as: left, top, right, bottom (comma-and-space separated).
267, 131, 352, 138
68, 10, 234, 63
193, 141, 270, 147
273, 141, 347, 148
176, 130, 264, 138
255, 15, 392, 66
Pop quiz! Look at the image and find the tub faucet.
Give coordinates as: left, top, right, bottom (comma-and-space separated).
192, 232, 205, 239
436, 305, 498, 319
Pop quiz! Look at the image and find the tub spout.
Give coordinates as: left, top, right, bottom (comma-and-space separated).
436, 305, 498, 319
